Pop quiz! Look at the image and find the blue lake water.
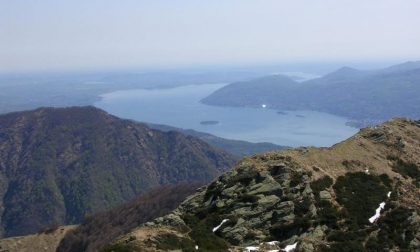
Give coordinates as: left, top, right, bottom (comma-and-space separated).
95, 84, 358, 147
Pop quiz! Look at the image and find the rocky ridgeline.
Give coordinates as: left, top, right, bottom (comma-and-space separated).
105, 119, 420, 252
108, 159, 418, 251
167, 157, 318, 248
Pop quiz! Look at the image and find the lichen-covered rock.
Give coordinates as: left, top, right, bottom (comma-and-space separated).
106, 119, 420, 252
319, 190, 332, 201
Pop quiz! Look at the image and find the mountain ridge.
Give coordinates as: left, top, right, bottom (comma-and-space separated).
0, 106, 236, 237
104, 118, 420, 251
146, 123, 288, 157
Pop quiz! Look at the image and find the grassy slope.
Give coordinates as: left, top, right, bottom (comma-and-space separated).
0, 225, 77, 252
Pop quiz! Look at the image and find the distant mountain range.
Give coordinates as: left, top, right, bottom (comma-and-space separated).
0, 69, 280, 115
202, 61, 420, 127
147, 123, 287, 157
0, 106, 236, 237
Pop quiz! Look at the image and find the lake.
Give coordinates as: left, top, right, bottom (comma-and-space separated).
95, 84, 358, 147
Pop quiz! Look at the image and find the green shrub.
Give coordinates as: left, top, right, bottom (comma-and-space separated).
341, 160, 363, 169
375, 207, 416, 250
327, 229, 369, 242
310, 176, 341, 229
101, 243, 132, 252
333, 172, 391, 226
289, 171, 303, 187
310, 176, 333, 196
269, 216, 311, 241
204, 181, 222, 201
182, 214, 230, 251
294, 196, 312, 217
365, 237, 384, 251
156, 233, 195, 251
238, 194, 259, 203
316, 200, 342, 228
391, 158, 420, 182
386, 154, 399, 161
228, 169, 259, 187
321, 241, 364, 252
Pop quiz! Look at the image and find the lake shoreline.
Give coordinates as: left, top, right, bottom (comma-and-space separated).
95, 84, 358, 147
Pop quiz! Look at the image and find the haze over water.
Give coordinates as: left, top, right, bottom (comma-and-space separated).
95, 84, 358, 147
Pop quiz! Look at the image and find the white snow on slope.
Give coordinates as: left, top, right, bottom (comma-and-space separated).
387, 191, 391, 198
261, 241, 279, 246
369, 202, 386, 223
282, 242, 298, 252
244, 246, 259, 252
244, 241, 297, 252
212, 219, 229, 232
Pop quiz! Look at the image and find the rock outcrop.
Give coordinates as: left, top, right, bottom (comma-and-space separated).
106, 118, 420, 251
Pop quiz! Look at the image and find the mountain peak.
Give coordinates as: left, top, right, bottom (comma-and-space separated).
382, 60, 420, 73
322, 66, 362, 79
0, 106, 236, 237
337, 66, 359, 72
241, 74, 297, 86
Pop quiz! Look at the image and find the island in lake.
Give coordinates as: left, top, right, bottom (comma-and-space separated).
200, 120, 220, 125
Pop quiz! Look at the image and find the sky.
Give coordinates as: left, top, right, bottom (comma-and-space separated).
1, 0, 420, 73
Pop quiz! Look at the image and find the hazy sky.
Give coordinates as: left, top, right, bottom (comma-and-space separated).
1, 0, 420, 72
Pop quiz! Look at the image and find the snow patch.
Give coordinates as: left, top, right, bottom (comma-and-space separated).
282, 242, 298, 252
245, 240, 296, 252
195, 245, 199, 250
212, 219, 229, 232
244, 246, 259, 252
387, 191, 391, 198
262, 241, 279, 246
369, 202, 386, 223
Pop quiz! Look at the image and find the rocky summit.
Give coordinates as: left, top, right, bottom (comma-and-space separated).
106, 118, 420, 251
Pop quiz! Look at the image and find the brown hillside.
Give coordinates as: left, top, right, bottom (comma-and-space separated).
0, 225, 76, 252
0, 106, 236, 237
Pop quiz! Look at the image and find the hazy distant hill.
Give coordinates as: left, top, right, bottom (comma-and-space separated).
0, 106, 236, 237
202, 61, 420, 127
147, 123, 288, 157
0, 69, 277, 115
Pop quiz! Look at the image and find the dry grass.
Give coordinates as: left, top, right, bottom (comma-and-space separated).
0, 225, 76, 252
